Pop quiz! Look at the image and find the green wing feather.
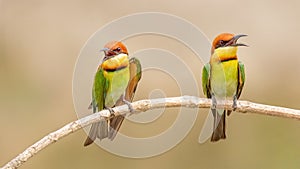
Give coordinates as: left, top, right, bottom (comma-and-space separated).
236, 61, 245, 99
202, 63, 211, 98
92, 68, 107, 112
84, 68, 108, 146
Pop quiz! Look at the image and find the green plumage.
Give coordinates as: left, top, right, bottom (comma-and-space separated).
92, 69, 106, 112
84, 57, 142, 146
202, 60, 245, 141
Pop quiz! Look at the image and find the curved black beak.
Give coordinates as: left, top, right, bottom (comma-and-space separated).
231, 34, 248, 47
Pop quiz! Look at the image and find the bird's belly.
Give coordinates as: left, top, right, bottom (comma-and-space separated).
211, 61, 238, 100
104, 67, 130, 108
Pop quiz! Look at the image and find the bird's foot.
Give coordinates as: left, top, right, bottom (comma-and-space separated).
232, 95, 238, 111
107, 107, 115, 117
212, 94, 217, 110
122, 98, 134, 115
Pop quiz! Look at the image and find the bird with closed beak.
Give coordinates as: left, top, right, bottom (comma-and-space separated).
84, 41, 142, 146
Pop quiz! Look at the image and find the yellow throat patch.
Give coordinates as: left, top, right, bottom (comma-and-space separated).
101, 53, 129, 71
211, 46, 238, 63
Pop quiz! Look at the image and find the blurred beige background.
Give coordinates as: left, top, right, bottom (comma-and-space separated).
1, 0, 300, 169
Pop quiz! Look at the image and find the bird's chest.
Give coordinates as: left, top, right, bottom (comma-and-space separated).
103, 67, 130, 107
210, 60, 238, 99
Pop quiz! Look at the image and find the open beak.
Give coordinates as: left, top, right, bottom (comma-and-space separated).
230, 34, 248, 47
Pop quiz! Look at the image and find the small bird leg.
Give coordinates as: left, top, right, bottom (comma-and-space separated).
232, 95, 238, 111
122, 96, 134, 113
211, 94, 217, 110
104, 107, 115, 134
106, 107, 115, 117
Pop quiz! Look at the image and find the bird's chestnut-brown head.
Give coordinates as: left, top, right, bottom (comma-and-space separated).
211, 33, 247, 54
100, 41, 129, 71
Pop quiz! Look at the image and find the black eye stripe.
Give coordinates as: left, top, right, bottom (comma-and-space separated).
215, 40, 230, 49
219, 40, 229, 45
113, 47, 121, 52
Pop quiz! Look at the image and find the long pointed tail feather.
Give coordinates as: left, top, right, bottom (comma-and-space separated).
84, 122, 99, 146
211, 109, 226, 142
84, 115, 125, 146
84, 120, 108, 146
108, 115, 125, 140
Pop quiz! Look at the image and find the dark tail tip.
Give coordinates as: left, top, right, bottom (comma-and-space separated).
83, 137, 94, 147
211, 131, 226, 142
211, 110, 226, 142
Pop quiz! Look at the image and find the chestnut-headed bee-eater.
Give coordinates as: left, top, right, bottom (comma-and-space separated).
84, 41, 142, 146
202, 33, 247, 142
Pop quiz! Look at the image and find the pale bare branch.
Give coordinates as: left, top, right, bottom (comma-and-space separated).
2, 96, 300, 169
